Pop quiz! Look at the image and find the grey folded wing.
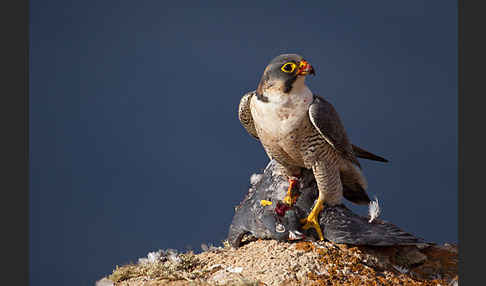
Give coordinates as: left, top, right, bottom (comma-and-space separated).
238, 90, 259, 140
308, 95, 361, 167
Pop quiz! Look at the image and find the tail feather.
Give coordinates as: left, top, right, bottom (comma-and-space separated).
343, 184, 371, 205
352, 144, 389, 163
341, 162, 370, 205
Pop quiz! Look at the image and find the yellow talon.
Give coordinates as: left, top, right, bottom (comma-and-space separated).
283, 194, 293, 205
300, 199, 325, 241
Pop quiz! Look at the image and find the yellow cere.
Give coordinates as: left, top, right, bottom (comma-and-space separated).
281, 62, 297, 73
260, 200, 273, 206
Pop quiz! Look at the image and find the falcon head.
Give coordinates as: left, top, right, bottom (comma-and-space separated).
257, 54, 315, 95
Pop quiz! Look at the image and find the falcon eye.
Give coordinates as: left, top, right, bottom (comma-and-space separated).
281, 62, 297, 73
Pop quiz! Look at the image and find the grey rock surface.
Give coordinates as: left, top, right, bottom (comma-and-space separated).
228, 160, 427, 248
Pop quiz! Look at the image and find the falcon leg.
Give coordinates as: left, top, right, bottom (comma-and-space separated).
283, 178, 300, 206
300, 198, 324, 241
300, 161, 341, 241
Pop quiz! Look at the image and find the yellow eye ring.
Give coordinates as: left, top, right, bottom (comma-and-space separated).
281, 62, 297, 73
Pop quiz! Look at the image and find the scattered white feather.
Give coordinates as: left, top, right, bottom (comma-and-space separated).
201, 243, 209, 252
448, 277, 458, 286
210, 244, 223, 251
95, 277, 114, 286
368, 196, 381, 223
392, 264, 409, 274
167, 250, 181, 264
147, 251, 162, 263
250, 173, 263, 185
138, 250, 163, 264
226, 266, 243, 273
289, 230, 304, 240
208, 264, 223, 271
138, 249, 181, 265
201, 242, 223, 252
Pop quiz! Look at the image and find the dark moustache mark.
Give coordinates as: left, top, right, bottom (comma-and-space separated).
256, 91, 269, 102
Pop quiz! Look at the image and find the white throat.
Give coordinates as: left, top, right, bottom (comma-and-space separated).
251, 79, 313, 138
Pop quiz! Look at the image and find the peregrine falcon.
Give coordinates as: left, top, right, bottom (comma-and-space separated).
238, 54, 387, 241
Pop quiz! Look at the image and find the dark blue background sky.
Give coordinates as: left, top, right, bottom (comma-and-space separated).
30, 1, 457, 285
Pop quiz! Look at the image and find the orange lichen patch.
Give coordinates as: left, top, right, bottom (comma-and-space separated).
105, 240, 458, 286
297, 242, 456, 286
294, 241, 315, 252
306, 272, 328, 285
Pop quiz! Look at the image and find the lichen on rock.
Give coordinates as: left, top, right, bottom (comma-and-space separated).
101, 239, 457, 286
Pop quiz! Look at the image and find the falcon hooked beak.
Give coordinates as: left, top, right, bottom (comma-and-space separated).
297, 60, 315, 76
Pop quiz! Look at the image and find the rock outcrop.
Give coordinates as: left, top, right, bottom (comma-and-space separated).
100, 239, 457, 286
99, 161, 458, 285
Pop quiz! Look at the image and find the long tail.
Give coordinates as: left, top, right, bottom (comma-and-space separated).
342, 184, 371, 205
352, 144, 389, 163
341, 163, 370, 205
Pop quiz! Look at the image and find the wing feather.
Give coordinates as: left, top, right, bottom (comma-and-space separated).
308, 95, 361, 167
238, 90, 259, 140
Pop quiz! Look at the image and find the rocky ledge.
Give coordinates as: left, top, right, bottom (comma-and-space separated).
98, 161, 458, 285
98, 238, 457, 286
